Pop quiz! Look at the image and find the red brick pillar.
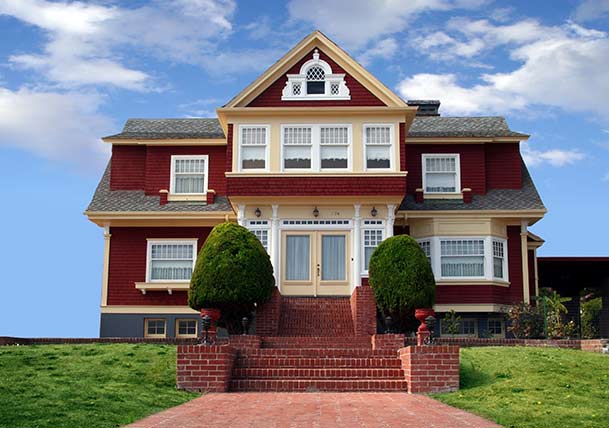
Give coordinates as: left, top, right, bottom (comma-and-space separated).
256, 287, 282, 336
372, 334, 405, 350
398, 345, 460, 393
350, 284, 377, 336
176, 344, 237, 392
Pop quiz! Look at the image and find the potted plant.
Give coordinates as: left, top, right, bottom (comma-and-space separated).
368, 235, 436, 333
188, 222, 275, 336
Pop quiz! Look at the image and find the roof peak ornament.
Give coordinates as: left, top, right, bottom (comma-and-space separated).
313, 49, 320, 61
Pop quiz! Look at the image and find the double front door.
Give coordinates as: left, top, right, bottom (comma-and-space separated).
281, 231, 350, 296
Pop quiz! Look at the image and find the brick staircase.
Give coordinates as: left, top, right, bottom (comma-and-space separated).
277, 296, 355, 336
230, 336, 407, 392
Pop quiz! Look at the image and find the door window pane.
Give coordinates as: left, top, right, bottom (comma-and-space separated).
285, 235, 310, 281
321, 235, 346, 281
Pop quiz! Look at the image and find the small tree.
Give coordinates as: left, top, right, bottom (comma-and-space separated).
188, 223, 275, 329
442, 310, 462, 336
507, 303, 544, 339
368, 235, 436, 332
581, 297, 602, 339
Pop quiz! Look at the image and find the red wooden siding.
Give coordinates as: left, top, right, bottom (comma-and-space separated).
247, 48, 386, 107
110, 145, 146, 190
107, 227, 211, 306
486, 143, 522, 189
405, 144, 486, 195
144, 145, 227, 196
435, 226, 524, 305
227, 176, 406, 196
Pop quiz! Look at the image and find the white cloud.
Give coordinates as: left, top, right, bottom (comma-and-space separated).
358, 38, 398, 66
521, 142, 585, 167
0, 87, 112, 167
574, 0, 609, 22
399, 20, 609, 120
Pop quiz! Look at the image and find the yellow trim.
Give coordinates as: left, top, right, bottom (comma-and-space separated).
521, 223, 531, 304
175, 319, 198, 338
102, 138, 226, 146
434, 304, 507, 313
223, 30, 409, 109
228, 195, 404, 208
85, 211, 235, 227
101, 305, 199, 314
436, 280, 510, 288
100, 226, 111, 307
409, 218, 509, 239
406, 136, 528, 143
144, 318, 167, 338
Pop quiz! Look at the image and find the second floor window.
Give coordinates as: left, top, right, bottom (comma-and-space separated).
170, 155, 208, 195
282, 124, 351, 171
147, 240, 197, 282
364, 125, 393, 169
239, 125, 269, 171
422, 154, 461, 194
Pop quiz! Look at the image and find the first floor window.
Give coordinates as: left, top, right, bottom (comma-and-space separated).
363, 226, 384, 272
240, 126, 268, 170
247, 220, 270, 253
418, 240, 431, 265
170, 155, 207, 194
440, 239, 485, 278
176, 319, 198, 337
145, 319, 166, 337
148, 240, 197, 282
493, 239, 506, 280
364, 125, 393, 169
487, 319, 503, 336
422, 154, 460, 193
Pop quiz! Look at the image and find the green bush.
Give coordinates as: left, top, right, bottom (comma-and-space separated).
188, 223, 275, 313
507, 303, 545, 339
368, 235, 436, 326
581, 297, 601, 339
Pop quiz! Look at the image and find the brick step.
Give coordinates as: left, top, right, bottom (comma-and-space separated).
277, 297, 355, 337
238, 348, 397, 358
233, 367, 404, 379
235, 356, 402, 368
230, 379, 408, 392
261, 336, 372, 349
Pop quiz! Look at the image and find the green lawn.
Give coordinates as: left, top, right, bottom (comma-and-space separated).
433, 347, 609, 428
0, 344, 198, 428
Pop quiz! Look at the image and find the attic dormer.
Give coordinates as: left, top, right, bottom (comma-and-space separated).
281, 49, 350, 101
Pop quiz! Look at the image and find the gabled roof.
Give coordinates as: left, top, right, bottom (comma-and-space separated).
399, 161, 545, 212
101, 116, 527, 140
103, 118, 224, 140
223, 30, 408, 108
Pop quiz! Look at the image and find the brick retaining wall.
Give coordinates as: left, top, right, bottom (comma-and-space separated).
399, 345, 460, 393
176, 344, 237, 392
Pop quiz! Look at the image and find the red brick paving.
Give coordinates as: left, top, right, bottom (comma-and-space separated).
127, 392, 500, 428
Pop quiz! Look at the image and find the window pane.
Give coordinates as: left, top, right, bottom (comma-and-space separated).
321, 235, 346, 281
251, 229, 269, 252
488, 319, 502, 335
178, 319, 197, 336
175, 175, 205, 193
284, 145, 311, 169
366, 145, 390, 169
363, 229, 384, 271
307, 81, 324, 94
241, 146, 266, 169
425, 157, 456, 172
321, 145, 347, 168
441, 256, 484, 277
493, 257, 504, 278
366, 127, 391, 144
151, 260, 193, 280
285, 235, 310, 281
147, 319, 165, 336
426, 172, 456, 193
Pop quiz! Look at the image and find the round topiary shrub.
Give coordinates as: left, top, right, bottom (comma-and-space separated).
368, 235, 436, 328
188, 222, 275, 315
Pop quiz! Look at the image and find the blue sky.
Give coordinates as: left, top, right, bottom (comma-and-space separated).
0, 0, 608, 337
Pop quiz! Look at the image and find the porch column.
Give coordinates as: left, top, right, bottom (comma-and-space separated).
100, 225, 111, 307
386, 204, 396, 238
271, 204, 280, 286
237, 204, 246, 226
353, 204, 361, 289
601, 278, 609, 338
520, 221, 530, 304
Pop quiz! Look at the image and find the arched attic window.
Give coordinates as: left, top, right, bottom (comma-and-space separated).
281, 49, 350, 100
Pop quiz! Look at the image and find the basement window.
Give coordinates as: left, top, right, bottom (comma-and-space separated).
144, 319, 166, 338
176, 319, 198, 338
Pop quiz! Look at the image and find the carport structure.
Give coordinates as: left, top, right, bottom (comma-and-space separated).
538, 257, 609, 338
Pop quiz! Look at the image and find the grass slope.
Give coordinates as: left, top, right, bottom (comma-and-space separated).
433, 347, 609, 428
0, 344, 198, 428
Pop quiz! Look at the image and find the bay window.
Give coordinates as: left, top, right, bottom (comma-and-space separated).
146, 240, 197, 282
281, 124, 351, 171
422, 154, 460, 194
239, 125, 269, 171
492, 239, 507, 280
364, 124, 393, 169
441, 239, 485, 278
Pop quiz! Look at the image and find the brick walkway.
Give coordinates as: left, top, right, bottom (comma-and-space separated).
127, 392, 499, 428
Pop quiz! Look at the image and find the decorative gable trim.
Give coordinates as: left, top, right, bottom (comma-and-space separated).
281, 49, 350, 101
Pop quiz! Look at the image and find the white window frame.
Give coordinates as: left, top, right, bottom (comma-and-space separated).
175, 318, 198, 338
417, 236, 509, 282
363, 123, 395, 171
422, 153, 461, 194
144, 318, 167, 338
247, 220, 270, 253
169, 155, 208, 196
238, 124, 270, 172
146, 239, 198, 283
280, 124, 352, 172
361, 220, 385, 276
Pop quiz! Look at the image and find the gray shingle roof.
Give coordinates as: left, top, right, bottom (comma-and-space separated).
102, 116, 527, 140
103, 118, 224, 140
408, 116, 528, 138
399, 161, 545, 212
86, 161, 233, 213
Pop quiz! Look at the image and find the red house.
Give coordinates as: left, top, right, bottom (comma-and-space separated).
86, 31, 546, 339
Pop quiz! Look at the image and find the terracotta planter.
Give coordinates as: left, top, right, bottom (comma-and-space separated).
415, 308, 436, 333
201, 308, 221, 333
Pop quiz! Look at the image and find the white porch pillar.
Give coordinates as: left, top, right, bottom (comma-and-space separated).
237, 204, 246, 226
100, 225, 111, 307
271, 204, 280, 286
521, 221, 531, 304
386, 204, 396, 238
352, 204, 362, 289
